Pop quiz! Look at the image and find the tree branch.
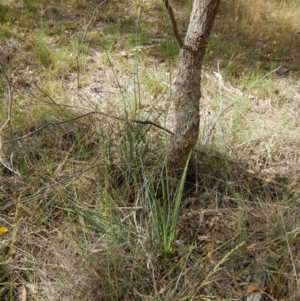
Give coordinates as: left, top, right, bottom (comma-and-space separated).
163, 0, 183, 48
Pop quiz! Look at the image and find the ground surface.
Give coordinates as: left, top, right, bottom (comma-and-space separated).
1, 0, 300, 300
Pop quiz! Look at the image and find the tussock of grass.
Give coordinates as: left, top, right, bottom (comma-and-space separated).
1, 0, 300, 300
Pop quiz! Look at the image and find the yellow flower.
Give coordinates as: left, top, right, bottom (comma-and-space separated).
0, 226, 8, 235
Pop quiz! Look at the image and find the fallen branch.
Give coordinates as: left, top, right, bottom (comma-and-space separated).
3, 110, 173, 144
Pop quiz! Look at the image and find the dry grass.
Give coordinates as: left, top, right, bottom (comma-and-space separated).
1, 0, 300, 300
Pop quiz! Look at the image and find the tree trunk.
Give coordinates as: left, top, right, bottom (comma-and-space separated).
168, 0, 220, 174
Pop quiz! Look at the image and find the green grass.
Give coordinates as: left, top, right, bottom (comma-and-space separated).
0, 0, 300, 300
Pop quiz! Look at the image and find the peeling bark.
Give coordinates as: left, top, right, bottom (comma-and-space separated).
168, 0, 220, 174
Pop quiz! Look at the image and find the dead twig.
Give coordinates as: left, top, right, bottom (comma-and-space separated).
3, 110, 173, 144
0, 59, 20, 176
0, 60, 12, 133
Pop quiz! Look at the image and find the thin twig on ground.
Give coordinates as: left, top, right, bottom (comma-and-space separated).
0, 60, 19, 176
